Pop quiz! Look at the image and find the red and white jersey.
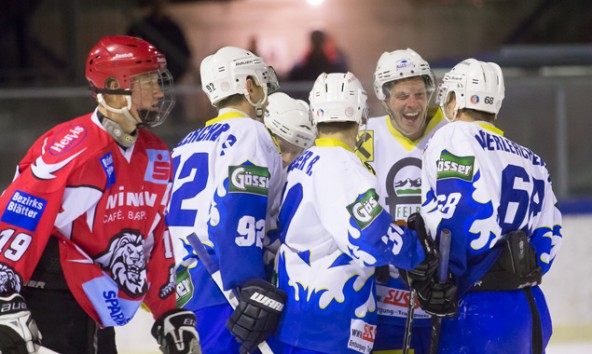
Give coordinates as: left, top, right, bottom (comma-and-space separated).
0, 110, 175, 326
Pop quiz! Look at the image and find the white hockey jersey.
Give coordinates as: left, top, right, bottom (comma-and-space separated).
275, 137, 424, 354
357, 110, 445, 326
166, 109, 283, 310
421, 121, 562, 295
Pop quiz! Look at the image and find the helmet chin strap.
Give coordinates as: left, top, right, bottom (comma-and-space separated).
244, 88, 268, 120
441, 101, 460, 123
97, 93, 138, 147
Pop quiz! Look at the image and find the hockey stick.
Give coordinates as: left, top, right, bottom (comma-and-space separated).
428, 229, 452, 354
185, 233, 274, 354
403, 213, 438, 354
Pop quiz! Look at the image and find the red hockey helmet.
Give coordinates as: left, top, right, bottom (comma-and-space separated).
86, 35, 167, 91
86, 35, 174, 127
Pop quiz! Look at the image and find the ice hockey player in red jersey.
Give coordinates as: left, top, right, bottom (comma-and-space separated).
0, 35, 199, 354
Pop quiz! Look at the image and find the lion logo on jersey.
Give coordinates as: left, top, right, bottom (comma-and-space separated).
95, 230, 147, 298
0, 263, 22, 294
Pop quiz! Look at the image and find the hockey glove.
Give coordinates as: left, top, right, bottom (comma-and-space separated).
227, 279, 287, 354
0, 293, 42, 354
414, 278, 458, 317
400, 250, 459, 317
151, 309, 201, 354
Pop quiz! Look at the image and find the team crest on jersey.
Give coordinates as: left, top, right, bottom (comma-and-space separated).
144, 149, 170, 185
0, 263, 22, 293
1, 190, 47, 232
95, 230, 147, 298
436, 150, 475, 181
48, 124, 87, 156
355, 130, 374, 162
228, 164, 270, 196
347, 189, 383, 229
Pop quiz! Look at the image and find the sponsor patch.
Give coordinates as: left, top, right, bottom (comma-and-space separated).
176, 268, 194, 308
48, 124, 87, 156
348, 319, 376, 354
100, 152, 116, 188
228, 165, 270, 196
436, 150, 475, 181
376, 286, 429, 319
355, 130, 374, 162
1, 190, 47, 232
347, 189, 383, 229
144, 149, 170, 184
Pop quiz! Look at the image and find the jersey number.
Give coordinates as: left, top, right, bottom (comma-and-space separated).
499, 164, 544, 232
0, 229, 32, 261
235, 216, 265, 248
168, 153, 209, 227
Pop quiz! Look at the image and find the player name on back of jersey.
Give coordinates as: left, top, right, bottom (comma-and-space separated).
475, 130, 545, 166
287, 150, 320, 176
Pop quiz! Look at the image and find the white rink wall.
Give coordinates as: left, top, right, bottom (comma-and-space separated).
115, 214, 592, 354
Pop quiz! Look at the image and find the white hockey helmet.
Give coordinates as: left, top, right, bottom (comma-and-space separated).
200, 46, 279, 106
264, 92, 316, 149
309, 72, 368, 126
373, 48, 435, 101
437, 58, 505, 122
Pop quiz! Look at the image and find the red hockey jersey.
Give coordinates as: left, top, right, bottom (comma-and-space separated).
0, 111, 175, 326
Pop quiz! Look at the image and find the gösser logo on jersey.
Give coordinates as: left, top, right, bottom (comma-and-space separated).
1, 190, 47, 232
347, 189, 383, 229
436, 150, 475, 181
228, 164, 270, 196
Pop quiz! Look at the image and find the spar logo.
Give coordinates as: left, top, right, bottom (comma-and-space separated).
436, 150, 475, 181
228, 164, 270, 196
347, 189, 383, 229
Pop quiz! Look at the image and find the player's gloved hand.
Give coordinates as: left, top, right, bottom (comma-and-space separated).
151, 309, 201, 354
402, 254, 440, 284
0, 293, 42, 354
415, 278, 458, 318
227, 279, 287, 354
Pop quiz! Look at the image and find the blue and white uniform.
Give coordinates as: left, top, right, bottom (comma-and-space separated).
166, 109, 283, 353
275, 137, 425, 354
421, 121, 562, 353
360, 110, 445, 324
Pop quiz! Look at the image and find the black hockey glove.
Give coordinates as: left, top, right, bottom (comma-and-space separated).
400, 212, 458, 317
227, 279, 287, 354
151, 309, 201, 354
414, 277, 458, 317
0, 293, 42, 354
